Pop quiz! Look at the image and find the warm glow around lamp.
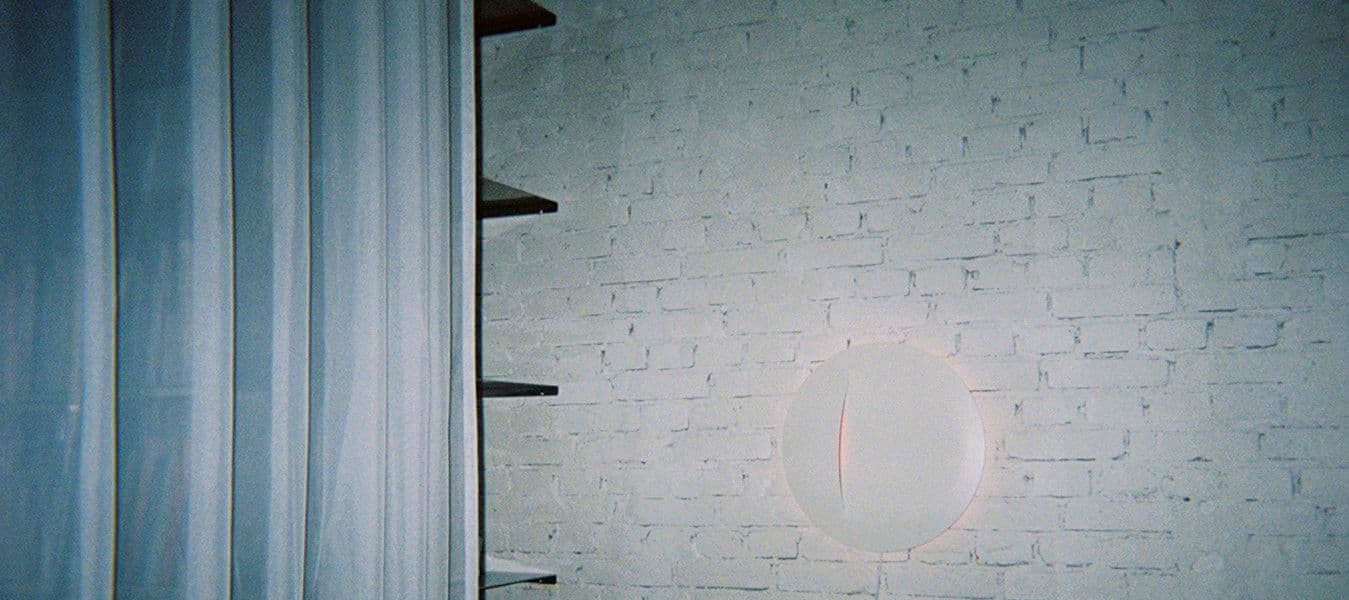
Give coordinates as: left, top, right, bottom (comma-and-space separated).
781, 343, 985, 552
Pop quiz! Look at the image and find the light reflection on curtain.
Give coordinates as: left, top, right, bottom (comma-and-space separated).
112, 1, 234, 595
0, 1, 115, 597
0, 0, 458, 597
229, 0, 310, 597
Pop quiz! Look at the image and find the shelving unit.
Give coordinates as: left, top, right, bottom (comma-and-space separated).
474, 0, 559, 593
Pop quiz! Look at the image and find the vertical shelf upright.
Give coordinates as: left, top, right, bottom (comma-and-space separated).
473, 0, 560, 593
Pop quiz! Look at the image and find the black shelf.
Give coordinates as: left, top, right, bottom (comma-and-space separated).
478, 380, 558, 398
476, 0, 557, 38
478, 178, 558, 219
483, 570, 557, 589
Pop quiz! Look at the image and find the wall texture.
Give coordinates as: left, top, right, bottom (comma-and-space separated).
478, 1, 1346, 597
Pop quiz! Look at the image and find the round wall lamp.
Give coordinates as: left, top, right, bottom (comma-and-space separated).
781, 343, 985, 552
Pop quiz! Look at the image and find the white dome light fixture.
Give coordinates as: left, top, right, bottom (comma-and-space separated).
781, 343, 985, 552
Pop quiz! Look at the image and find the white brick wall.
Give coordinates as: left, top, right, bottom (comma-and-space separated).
479, 1, 1347, 597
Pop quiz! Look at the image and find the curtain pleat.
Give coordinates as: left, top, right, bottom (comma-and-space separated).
74, 0, 117, 596
230, 0, 311, 597
383, 0, 450, 595
2, 0, 458, 597
111, 0, 235, 595
0, 1, 116, 597
305, 0, 456, 596
447, 0, 478, 595
305, 1, 388, 596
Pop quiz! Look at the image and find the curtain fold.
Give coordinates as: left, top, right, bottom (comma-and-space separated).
1, 1, 116, 597
74, 0, 118, 595
446, 0, 478, 595
230, 0, 311, 597
111, 1, 235, 595
1, 0, 460, 597
305, 0, 390, 595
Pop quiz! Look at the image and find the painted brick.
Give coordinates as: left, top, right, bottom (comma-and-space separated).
1143, 318, 1208, 351
999, 218, 1070, 255
951, 357, 1041, 392
1128, 430, 1262, 464
966, 256, 1030, 291
742, 334, 796, 364
1004, 566, 1127, 600
603, 342, 647, 371
744, 527, 800, 559
1045, 532, 1191, 570
670, 557, 770, 590
1051, 285, 1176, 318
1180, 277, 1324, 311
937, 290, 1050, 323
934, 155, 1051, 191
985, 391, 1084, 426
684, 247, 782, 277
911, 264, 966, 296
1063, 500, 1185, 532
983, 463, 1093, 498
630, 311, 723, 341
648, 342, 695, 370
801, 268, 857, 300
882, 563, 1000, 598
611, 371, 709, 401
1052, 143, 1164, 182
1016, 324, 1078, 355
612, 285, 656, 313
754, 212, 807, 242
1209, 316, 1281, 349
1244, 240, 1287, 275
783, 238, 884, 270
1076, 321, 1140, 353
889, 227, 999, 261
774, 561, 877, 594
1261, 428, 1348, 463
852, 267, 910, 298
1005, 427, 1126, 461
520, 230, 612, 263
975, 530, 1037, 566
1043, 356, 1168, 389
477, 0, 1348, 595
726, 301, 826, 334
977, 498, 1065, 533
1028, 254, 1088, 287
908, 528, 976, 564
1222, 468, 1295, 502
807, 206, 863, 238
593, 255, 681, 284
1297, 468, 1347, 503
1086, 248, 1175, 285
827, 298, 929, 331
1281, 310, 1346, 344
961, 189, 1036, 224
959, 326, 1017, 356
710, 366, 801, 398
1138, 391, 1214, 424
1171, 350, 1313, 385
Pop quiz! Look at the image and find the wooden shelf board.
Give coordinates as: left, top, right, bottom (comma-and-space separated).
483, 570, 557, 589
478, 380, 558, 397
476, 0, 556, 38
483, 555, 557, 589
478, 178, 558, 218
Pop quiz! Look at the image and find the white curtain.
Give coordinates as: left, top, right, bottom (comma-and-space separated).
0, 0, 474, 597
